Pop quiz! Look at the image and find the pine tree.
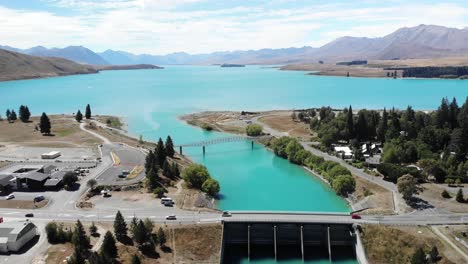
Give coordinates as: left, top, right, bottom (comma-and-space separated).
129, 216, 139, 238
145, 150, 155, 172
5, 109, 10, 120
133, 220, 150, 245
165, 136, 175, 157
113, 211, 127, 242
89, 222, 97, 235
411, 248, 426, 264
171, 163, 180, 178
146, 168, 159, 190
155, 138, 166, 166
356, 110, 369, 141
346, 105, 354, 141
9, 110, 17, 121
85, 104, 92, 119
456, 188, 464, 203
40, 112, 51, 134
131, 255, 141, 264
75, 110, 83, 122
436, 97, 450, 128
449, 97, 459, 129
430, 246, 439, 262
68, 247, 86, 264
19, 105, 31, 122
71, 220, 90, 255
100, 231, 118, 259
157, 227, 166, 247
162, 160, 172, 178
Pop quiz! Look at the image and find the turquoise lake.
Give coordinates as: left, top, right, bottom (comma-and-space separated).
1, 65, 466, 263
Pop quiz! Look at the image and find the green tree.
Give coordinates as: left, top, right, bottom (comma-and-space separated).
397, 174, 420, 202
9, 110, 17, 121
430, 246, 439, 262
153, 187, 165, 198
157, 227, 166, 247
331, 175, 356, 195
171, 163, 180, 178
75, 110, 83, 122
68, 247, 86, 264
146, 168, 159, 190
89, 222, 97, 235
85, 104, 92, 119
182, 164, 210, 189
40, 112, 51, 134
441, 190, 451, 198
100, 231, 118, 259
63, 172, 78, 188
246, 124, 263, 136
5, 109, 10, 122
155, 138, 166, 166
356, 110, 369, 141
377, 108, 388, 144
162, 160, 172, 178
346, 105, 354, 140
456, 188, 464, 203
285, 139, 303, 164
45, 222, 58, 243
165, 136, 175, 158
71, 220, 90, 255
19, 105, 31, 122
87, 179, 97, 190
411, 247, 426, 264
202, 178, 220, 196
131, 255, 141, 264
113, 211, 127, 242
133, 220, 150, 245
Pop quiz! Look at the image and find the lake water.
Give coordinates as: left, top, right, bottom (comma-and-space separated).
1, 66, 466, 263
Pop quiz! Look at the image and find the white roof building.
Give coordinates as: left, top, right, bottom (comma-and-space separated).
334, 146, 353, 158
0, 221, 38, 253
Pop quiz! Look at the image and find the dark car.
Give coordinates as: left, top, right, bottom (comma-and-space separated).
25, 213, 34, 217
351, 213, 361, 219
222, 211, 232, 217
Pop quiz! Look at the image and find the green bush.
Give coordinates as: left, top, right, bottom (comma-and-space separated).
201, 123, 213, 131
332, 175, 356, 196
182, 164, 210, 189
246, 124, 263, 136
202, 178, 220, 196
441, 190, 451, 199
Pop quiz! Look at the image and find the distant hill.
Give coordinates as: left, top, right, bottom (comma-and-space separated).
3, 24, 468, 65
0, 49, 98, 81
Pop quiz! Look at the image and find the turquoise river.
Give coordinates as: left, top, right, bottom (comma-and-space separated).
0, 66, 466, 263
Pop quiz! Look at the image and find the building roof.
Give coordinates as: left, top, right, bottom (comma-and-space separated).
44, 179, 61, 187
334, 146, 353, 155
42, 165, 57, 174
0, 221, 37, 243
17, 171, 49, 182
0, 175, 14, 187
50, 171, 67, 180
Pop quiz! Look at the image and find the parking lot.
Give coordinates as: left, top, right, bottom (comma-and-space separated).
0, 146, 97, 161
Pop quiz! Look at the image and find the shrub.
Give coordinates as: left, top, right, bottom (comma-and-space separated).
441, 190, 451, 199
202, 178, 220, 196
153, 187, 165, 198
332, 175, 356, 196
182, 164, 210, 189
456, 188, 464, 203
201, 123, 213, 131
246, 124, 263, 136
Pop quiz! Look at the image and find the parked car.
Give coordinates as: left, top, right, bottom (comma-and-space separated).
34, 195, 45, 202
6, 194, 15, 200
166, 215, 176, 220
25, 213, 34, 217
222, 211, 232, 217
351, 213, 361, 219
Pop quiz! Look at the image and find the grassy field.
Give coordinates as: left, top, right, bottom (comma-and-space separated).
361, 225, 465, 264
417, 183, 468, 213
258, 112, 315, 139
0, 115, 100, 147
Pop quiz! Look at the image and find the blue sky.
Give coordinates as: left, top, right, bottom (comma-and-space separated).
0, 0, 467, 54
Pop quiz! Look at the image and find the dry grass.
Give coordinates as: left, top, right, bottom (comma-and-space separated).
0, 115, 100, 147
417, 183, 468, 213
173, 223, 222, 263
436, 225, 468, 256
0, 199, 48, 209
361, 225, 464, 264
354, 176, 394, 215
45, 243, 74, 264
259, 112, 314, 139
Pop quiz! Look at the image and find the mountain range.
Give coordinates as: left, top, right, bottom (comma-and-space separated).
2, 25, 468, 65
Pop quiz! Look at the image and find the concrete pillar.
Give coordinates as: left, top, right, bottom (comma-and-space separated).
179, 146, 183, 155
248, 224, 251, 260
203, 145, 206, 155
327, 225, 332, 263
300, 225, 304, 262
251, 141, 254, 150
274, 225, 277, 260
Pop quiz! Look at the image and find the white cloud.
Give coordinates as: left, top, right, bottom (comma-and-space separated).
2, 2, 468, 54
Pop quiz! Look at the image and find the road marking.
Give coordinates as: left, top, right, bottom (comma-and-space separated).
4, 212, 19, 215
104, 215, 114, 218
85, 215, 96, 218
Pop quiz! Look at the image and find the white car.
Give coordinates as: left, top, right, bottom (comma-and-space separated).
6, 194, 15, 200
166, 215, 176, 220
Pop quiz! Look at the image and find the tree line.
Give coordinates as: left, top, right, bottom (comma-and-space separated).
394, 66, 468, 78
269, 136, 355, 196
295, 97, 468, 184
4, 105, 31, 123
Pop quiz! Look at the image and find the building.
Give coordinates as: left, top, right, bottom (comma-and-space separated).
0, 165, 62, 190
41, 151, 61, 159
0, 221, 38, 253
333, 146, 353, 159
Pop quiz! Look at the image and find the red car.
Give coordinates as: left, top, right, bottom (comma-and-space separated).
351, 213, 361, 219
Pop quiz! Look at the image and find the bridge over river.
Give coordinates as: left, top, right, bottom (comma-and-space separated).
174, 135, 270, 155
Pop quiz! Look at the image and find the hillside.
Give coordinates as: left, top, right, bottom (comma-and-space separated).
0, 49, 98, 81
23, 45, 109, 65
